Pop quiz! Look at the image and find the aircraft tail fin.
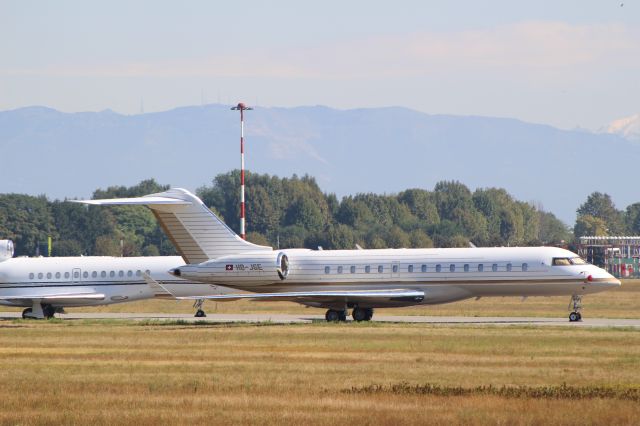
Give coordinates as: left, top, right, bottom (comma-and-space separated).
75, 188, 272, 263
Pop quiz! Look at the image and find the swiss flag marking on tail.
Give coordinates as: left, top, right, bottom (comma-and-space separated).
225, 264, 234, 271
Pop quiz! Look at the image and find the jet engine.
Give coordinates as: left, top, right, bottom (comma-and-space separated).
0, 240, 14, 262
171, 251, 291, 286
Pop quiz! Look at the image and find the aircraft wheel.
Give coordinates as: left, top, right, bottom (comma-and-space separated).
569, 312, 581, 322
194, 309, 207, 318
21, 308, 32, 319
352, 307, 368, 322
43, 305, 56, 319
364, 308, 374, 321
325, 310, 341, 322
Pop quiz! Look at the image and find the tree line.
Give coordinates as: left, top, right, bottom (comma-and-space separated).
0, 171, 633, 257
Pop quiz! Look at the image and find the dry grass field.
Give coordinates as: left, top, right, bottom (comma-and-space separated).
1, 280, 639, 424
0, 320, 639, 425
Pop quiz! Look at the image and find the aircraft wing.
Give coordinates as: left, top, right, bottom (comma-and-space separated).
0, 292, 106, 304
169, 289, 424, 303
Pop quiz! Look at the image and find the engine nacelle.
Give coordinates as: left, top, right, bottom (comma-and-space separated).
0, 240, 14, 262
171, 251, 290, 287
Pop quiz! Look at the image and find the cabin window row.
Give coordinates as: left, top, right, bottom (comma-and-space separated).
323, 263, 529, 274
28, 270, 152, 280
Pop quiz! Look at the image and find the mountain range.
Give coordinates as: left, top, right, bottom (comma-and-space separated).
604, 113, 640, 143
1, 104, 639, 224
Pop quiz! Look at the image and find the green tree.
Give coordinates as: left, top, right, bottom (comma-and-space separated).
576, 192, 624, 235
624, 203, 640, 235
574, 215, 608, 237
0, 194, 55, 256
409, 229, 434, 248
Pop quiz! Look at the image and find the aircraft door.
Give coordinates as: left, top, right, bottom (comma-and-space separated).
72, 268, 82, 283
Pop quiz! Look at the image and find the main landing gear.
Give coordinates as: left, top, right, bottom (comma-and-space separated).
325, 307, 374, 322
21, 304, 56, 319
193, 299, 206, 318
568, 295, 582, 322
352, 307, 374, 322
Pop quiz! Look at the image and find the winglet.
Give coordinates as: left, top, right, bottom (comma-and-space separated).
142, 273, 174, 298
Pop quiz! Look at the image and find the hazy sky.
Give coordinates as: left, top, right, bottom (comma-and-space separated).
1, 0, 638, 129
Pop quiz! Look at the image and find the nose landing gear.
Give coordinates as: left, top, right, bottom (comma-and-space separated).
193, 299, 206, 318
568, 295, 582, 322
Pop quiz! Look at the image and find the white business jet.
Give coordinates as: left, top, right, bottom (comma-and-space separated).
80, 188, 621, 322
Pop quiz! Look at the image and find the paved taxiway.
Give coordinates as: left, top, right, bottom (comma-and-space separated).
1, 312, 639, 327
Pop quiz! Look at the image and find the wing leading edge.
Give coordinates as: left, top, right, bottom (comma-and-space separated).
0, 292, 105, 302
170, 289, 424, 303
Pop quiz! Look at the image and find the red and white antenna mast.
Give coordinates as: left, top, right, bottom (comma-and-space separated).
231, 102, 253, 239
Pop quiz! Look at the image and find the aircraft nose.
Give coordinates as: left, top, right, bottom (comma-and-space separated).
584, 268, 621, 288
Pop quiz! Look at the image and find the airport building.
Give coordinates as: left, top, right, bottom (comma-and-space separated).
578, 236, 640, 278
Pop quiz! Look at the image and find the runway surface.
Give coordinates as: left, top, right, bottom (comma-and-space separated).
1, 311, 639, 327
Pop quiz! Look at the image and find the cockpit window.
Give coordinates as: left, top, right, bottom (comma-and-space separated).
552, 257, 588, 266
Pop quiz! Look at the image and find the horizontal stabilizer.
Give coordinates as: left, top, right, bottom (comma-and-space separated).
76, 196, 190, 206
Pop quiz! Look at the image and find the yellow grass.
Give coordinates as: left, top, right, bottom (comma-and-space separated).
0, 321, 638, 424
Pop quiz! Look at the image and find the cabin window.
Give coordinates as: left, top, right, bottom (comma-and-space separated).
118, 270, 124, 277
378, 265, 383, 273
492, 264, 498, 272
324, 266, 330, 274
29, 273, 34, 279
464, 264, 469, 272
83, 271, 89, 278
365, 266, 371, 273
136, 270, 142, 277
92, 271, 97, 278
350, 266, 356, 274
392, 264, 398, 273
337, 266, 343, 274
38, 273, 43, 279
74, 271, 80, 279
127, 270, 133, 277
421, 264, 427, 273
478, 264, 484, 272
408, 265, 414, 273
449, 264, 455, 272
109, 271, 115, 278
506, 263, 512, 272
64, 272, 70, 279
436, 264, 441, 273
145, 270, 151, 276
101, 271, 106, 278
55, 272, 61, 279
46, 272, 52, 279
522, 263, 528, 272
